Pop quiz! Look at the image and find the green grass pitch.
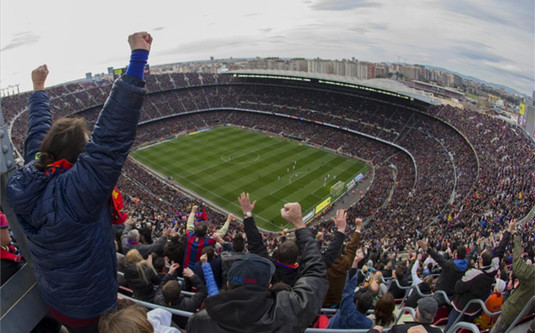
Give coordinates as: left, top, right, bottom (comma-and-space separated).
130, 126, 368, 231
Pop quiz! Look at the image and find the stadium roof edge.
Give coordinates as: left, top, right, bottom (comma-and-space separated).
225, 70, 442, 105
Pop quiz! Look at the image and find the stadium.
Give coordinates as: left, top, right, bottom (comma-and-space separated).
1, 65, 534, 332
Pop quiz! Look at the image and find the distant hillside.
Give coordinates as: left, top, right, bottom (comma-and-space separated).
423, 65, 524, 96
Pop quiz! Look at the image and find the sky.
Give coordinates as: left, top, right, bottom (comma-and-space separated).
1, 0, 534, 95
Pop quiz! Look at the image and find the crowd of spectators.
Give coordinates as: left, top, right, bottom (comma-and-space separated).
2, 70, 534, 332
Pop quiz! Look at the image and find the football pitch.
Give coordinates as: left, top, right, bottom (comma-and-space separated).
130, 126, 368, 231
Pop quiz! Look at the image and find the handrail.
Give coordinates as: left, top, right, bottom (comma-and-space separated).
117, 273, 195, 297
318, 308, 374, 316
391, 278, 412, 290
434, 290, 452, 306
504, 295, 535, 333
400, 284, 433, 307
447, 321, 480, 333
319, 308, 337, 315
117, 293, 194, 318
305, 329, 390, 333
447, 298, 501, 332
394, 306, 416, 325
412, 284, 433, 298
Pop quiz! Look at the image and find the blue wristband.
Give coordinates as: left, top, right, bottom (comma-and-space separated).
125, 49, 149, 79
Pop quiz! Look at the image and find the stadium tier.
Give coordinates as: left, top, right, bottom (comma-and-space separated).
3, 71, 534, 245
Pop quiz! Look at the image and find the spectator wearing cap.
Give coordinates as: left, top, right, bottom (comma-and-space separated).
368, 297, 442, 333
186, 202, 328, 333
0, 211, 25, 285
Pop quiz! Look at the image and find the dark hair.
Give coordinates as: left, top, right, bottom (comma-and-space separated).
276, 240, 299, 265
162, 280, 181, 304
232, 234, 245, 253
481, 250, 492, 266
395, 264, 406, 277
201, 246, 215, 260
195, 223, 207, 237
456, 245, 467, 259
356, 291, 374, 314
374, 293, 395, 326
152, 255, 164, 273
35, 117, 89, 170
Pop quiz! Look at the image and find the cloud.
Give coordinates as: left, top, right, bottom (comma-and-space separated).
1, 32, 41, 52
311, 0, 381, 11
259, 28, 273, 33
159, 36, 259, 57
456, 48, 510, 63
441, 1, 534, 32
153, 26, 165, 31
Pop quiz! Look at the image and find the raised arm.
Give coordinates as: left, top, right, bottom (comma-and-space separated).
181, 268, 207, 312
279, 202, 328, 330
200, 254, 219, 297
322, 209, 347, 268
411, 254, 423, 286
60, 32, 152, 222
512, 235, 535, 281
341, 218, 363, 266
419, 240, 452, 270
187, 205, 197, 232
493, 221, 514, 260
214, 214, 234, 237
24, 65, 52, 164
238, 193, 269, 258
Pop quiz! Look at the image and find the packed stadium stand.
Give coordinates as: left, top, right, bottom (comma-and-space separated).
1, 71, 534, 332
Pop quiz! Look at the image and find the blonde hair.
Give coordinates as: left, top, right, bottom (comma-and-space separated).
125, 249, 156, 285
99, 305, 153, 333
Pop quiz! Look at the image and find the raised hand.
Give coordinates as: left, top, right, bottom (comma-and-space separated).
332, 209, 347, 234
128, 31, 153, 52
183, 267, 194, 278
508, 219, 517, 234
168, 263, 180, 276
162, 227, 171, 238
200, 253, 208, 265
238, 192, 257, 214
417, 240, 428, 251
281, 202, 305, 230
32, 64, 48, 91
355, 217, 363, 232
213, 233, 224, 244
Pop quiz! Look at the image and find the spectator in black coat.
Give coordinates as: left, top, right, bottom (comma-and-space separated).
153, 265, 207, 328
193, 246, 223, 290
124, 249, 161, 302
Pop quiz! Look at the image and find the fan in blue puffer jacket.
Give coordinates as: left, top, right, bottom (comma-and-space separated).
7, 32, 153, 332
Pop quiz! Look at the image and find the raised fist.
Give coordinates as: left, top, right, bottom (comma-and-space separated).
281, 202, 305, 229
32, 64, 49, 91
128, 32, 152, 52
